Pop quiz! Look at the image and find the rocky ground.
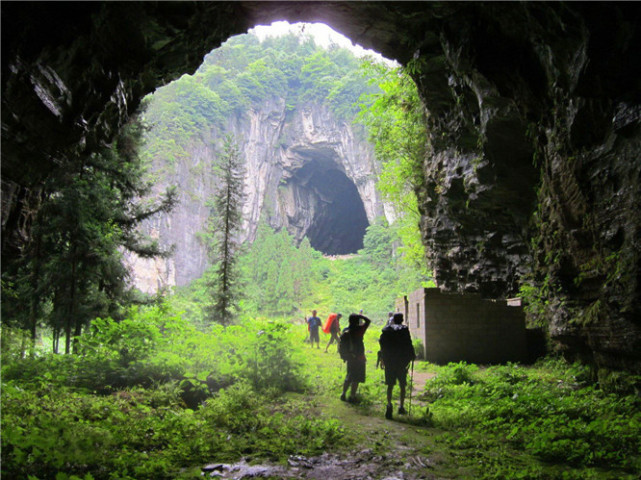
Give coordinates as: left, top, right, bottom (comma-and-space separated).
202, 449, 441, 480
199, 371, 442, 480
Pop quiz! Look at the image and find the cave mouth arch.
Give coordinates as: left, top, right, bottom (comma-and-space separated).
2, 2, 640, 371
288, 158, 368, 255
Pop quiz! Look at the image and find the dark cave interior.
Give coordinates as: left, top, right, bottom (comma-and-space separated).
291, 160, 368, 255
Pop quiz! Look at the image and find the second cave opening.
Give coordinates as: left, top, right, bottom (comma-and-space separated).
289, 160, 369, 255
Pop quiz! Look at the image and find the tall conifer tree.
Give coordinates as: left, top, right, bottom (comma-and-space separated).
205, 135, 246, 326
1, 106, 176, 353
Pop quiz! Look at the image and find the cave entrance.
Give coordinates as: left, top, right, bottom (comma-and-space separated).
289, 158, 368, 255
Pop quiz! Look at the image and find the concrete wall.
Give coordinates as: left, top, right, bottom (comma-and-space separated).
394, 296, 408, 321
405, 288, 527, 364
406, 289, 427, 357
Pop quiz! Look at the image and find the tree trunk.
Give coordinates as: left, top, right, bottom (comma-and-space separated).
65, 255, 78, 354
19, 331, 27, 359
65, 317, 71, 354
29, 232, 42, 343
72, 306, 83, 354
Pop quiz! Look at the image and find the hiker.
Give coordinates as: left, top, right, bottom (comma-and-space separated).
339, 313, 371, 402
379, 312, 416, 419
307, 310, 322, 348
386, 311, 394, 326
324, 313, 342, 353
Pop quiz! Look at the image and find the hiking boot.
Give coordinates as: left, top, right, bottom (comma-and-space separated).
398, 406, 407, 415
385, 404, 393, 419
340, 393, 346, 401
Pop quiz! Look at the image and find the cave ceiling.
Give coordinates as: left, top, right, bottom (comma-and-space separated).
2, 1, 640, 370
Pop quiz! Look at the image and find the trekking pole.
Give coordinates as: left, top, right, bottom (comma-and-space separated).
408, 360, 414, 417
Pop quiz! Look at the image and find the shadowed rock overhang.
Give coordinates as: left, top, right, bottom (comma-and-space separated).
2, 1, 640, 372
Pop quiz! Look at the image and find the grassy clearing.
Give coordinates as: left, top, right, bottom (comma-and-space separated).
2, 309, 640, 479
303, 333, 641, 480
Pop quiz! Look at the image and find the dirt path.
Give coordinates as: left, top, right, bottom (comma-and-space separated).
200, 359, 451, 480
410, 370, 436, 395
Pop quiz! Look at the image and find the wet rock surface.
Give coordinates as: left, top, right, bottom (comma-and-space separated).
406, 2, 641, 371
201, 450, 440, 480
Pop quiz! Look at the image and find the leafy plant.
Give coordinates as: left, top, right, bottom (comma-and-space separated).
1, 306, 343, 479
356, 61, 430, 273
419, 358, 641, 478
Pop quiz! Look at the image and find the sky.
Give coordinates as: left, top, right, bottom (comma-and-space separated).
249, 21, 398, 67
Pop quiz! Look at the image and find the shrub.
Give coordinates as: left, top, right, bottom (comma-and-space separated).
242, 321, 306, 392
420, 359, 641, 477
412, 338, 424, 359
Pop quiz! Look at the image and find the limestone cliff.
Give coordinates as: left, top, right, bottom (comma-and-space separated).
126, 98, 384, 291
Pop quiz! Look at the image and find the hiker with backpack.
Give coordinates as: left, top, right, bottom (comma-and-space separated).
379, 312, 416, 419
338, 313, 371, 402
323, 313, 342, 353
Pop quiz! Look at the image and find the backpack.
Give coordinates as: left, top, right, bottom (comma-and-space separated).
379, 326, 415, 365
338, 330, 353, 361
322, 313, 337, 334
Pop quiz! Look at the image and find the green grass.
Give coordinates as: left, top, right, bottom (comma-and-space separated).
2, 310, 640, 480
413, 360, 641, 479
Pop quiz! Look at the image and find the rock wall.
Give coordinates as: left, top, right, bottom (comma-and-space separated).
2, 2, 640, 371
404, 3, 641, 371
126, 98, 384, 291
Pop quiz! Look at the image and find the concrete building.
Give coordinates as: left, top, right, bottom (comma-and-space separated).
395, 288, 528, 364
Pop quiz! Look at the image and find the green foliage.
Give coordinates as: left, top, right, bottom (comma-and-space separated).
420, 359, 641, 478
359, 220, 394, 269
356, 61, 430, 273
203, 135, 247, 326
1, 305, 308, 396
243, 323, 306, 391
0, 326, 39, 363
1, 304, 340, 479
1, 379, 343, 480
238, 222, 320, 317
325, 219, 428, 320
412, 337, 425, 359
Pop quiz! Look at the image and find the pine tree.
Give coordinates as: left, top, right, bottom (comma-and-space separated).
205, 135, 246, 326
1, 106, 176, 353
